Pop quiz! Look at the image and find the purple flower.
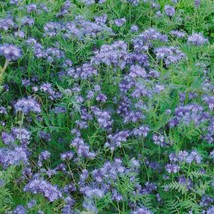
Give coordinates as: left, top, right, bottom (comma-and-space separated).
164, 5, 175, 17
130, 158, 140, 169
43, 22, 61, 37
127, 0, 140, 6
96, 93, 107, 102
155, 46, 186, 66
0, 18, 15, 31
82, 199, 98, 214
195, 0, 200, 7
203, 96, 214, 110
132, 125, 150, 137
0, 106, 7, 114
38, 150, 51, 167
154, 84, 165, 93
56, 1, 72, 17
68, 63, 98, 80
200, 195, 214, 207
188, 33, 208, 46
124, 110, 144, 123
117, 96, 131, 116
206, 206, 214, 214
132, 207, 153, 214
129, 52, 149, 66
170, 30, 186, 38
40, 83, 56, 97
12, 128, 31, 145
80, 0, 95, 5
91, 106, 113, 131
59, 16, 113, 39
80, 159, 126, 196
112, 189, 123, 201
169, 150, 202, 164
142, 182, 157, 194
14, 97, 41, 114
129, 65, 147, 79
152, 134, 168, 147
71, 137, 95, 159
133, 28, 168, 52
172, 0, 178, 3
0, 147, 28, 168
0, 44, 22, 61
95, 14, 108, 24
41, 168, 57, 178
24, 179, 62, 202
98, 0, 106, 3
178, 175, 192, 189
79, 169, 89, 185
22, 167, 33, 179
210, 150, 214, 161
60, 152, 74, 161
13, 205, 26, 214
147, 161, 162, 172
105, 130, 130, 151
85, 188, 104, 198
62, 184, 76, 194
187, 151, 202, 164
165, 164, 180, 173
151, 3, 160, 9
130, 25, 139, 32
14, 31, 25, 38
92, 41, 129, 69
177, 151, 189, 162
156, 11, 162, 17
119, 76, 135, 93
52, 106, 67, 114
10, 0, 20, 5
156, 193, 162, 202
132, 82, 151, 98
75, 120, 88, 129
20, 16, 34, 26
169, 104, 210, 127
62, 205, 74, 214
27, 4, 37, 13
0, 179, 4, 187
27, 199, 36, 209
21, 79, 31, 87
114, 18, 126, 27
39, 131, 51, 142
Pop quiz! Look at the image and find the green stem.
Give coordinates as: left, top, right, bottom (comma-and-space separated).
0, 59, 10, 82
66, 160, 78, 187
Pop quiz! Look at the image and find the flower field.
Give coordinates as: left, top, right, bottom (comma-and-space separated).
0, 0, 213, 213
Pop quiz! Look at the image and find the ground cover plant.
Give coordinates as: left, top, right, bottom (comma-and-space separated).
0, 0, 213, 213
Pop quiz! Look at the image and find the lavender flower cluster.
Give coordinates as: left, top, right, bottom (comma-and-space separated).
43, 16, 113, 39
0, 147, 28, 168
169, 104, 211, 127
132, 28, 168, 52
154, 46, 186, 66
0, 0, 213, 213
92, 40, 129, 69
14, 97, 41, 114
0, 44, 22, 61
24, 178, 62, 202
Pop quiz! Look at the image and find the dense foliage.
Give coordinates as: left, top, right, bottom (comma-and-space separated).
0, 0, 213, 213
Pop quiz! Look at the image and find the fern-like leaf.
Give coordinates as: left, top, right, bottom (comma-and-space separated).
164, 181, 188, 195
